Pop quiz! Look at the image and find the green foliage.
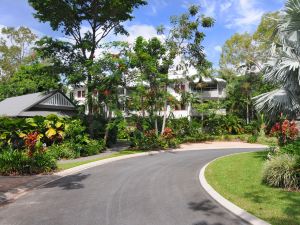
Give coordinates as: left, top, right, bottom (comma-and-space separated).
254, 0, 300, 119
262, 154, 300, 190
80, 139, 105, 157
0, 26, 37, 80
0, 148, 57, 175
0, 63, 60, 100
0, 115, 66, 150
203, 114, 245, 135
48, 143, 78, 160
129, 129, 179, 150
247, 135, 258, 143
166, 118, 206, 142
280, 140, 300, 156
29, 0, 147, 137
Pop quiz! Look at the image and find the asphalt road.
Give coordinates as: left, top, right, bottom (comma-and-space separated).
0, 148, 263, 225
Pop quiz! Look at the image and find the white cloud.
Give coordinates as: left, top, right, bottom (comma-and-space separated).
225, 0, 265, 32
118, 24, 164, 43
220, 1, 232, 13
200, 0, 217, 17
147, 0, 168, 15
184, 0, 265, 33
214, 45, 222, 52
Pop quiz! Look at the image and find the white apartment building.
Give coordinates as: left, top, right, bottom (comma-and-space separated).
71, 70, 227, 119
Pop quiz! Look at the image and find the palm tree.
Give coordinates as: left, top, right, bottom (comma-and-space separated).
254, 0, 300, 120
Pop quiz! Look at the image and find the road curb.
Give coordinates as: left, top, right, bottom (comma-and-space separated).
199, 153, 271, 225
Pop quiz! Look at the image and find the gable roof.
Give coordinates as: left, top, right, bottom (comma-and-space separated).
0, 91, 76, 117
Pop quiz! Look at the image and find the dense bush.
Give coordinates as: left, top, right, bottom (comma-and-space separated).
48, 143, 79, 160
130, 128, 179, 150
262, 154, 300, 190
80, 139, 105, 157
48, 139, 105, 159
0, 148, 57, 175
203, 114, 245, 135
280, 140, 300, 156
0, 115, 107, 174
0, 115, 67, 150
270, 116, 299, 146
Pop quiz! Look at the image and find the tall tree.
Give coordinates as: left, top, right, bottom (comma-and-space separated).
29, 0, 147, 137
0, 26, 37, 80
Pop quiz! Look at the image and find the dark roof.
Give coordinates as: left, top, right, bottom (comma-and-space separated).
0, 91, 76, 117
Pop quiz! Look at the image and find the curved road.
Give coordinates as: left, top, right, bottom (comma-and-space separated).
0, 148, 262, 225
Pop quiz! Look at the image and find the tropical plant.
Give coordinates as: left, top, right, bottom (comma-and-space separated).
0, 148, 57, 175
254, 0, 300, 119
262, 153, 300, 190
281, 139, 300, 156
270, 115, 299, 145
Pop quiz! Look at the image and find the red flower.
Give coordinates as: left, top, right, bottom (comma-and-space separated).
103, 90, 110, 96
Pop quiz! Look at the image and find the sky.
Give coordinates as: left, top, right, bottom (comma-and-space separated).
0, 0, 285, 68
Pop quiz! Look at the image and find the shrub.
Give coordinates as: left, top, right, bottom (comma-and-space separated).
0, 115, 66, 150
203, 114, 245, 135
64, 119, 86, 141
48, 143, 78, 160
80, 139, 105, 157
0, 148, 57, 175
244, 121, 260, 134
262, 154, 300, 190
247, 135, 258, 143
30, 151, 57, 174
130, 128, 179, 150
270, 115, 299, 146
280, 140, 300, 156
0, 149, 30, 175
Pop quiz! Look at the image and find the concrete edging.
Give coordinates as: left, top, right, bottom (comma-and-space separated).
199, 153, 271, 225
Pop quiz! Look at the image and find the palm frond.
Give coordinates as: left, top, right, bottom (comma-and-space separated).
254, 88, 300, 119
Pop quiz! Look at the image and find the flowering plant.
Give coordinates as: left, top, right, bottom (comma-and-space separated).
24, 131, 42, 157
270, 114, 299, 145
163, 127, 174, 139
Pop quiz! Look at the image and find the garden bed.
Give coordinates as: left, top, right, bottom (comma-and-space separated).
205, 151, 300, 225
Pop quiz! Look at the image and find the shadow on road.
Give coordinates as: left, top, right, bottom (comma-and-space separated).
43, 173, 90, 190
193, 222, 223, 225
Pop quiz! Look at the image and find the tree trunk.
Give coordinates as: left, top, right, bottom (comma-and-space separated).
104, 108, 112, 145
246, 102, 249, 124
87, 73, 94, 138
155, 117, 158, 136
161, 101, 168, 135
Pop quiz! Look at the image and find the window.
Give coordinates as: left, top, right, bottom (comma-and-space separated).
77, 90, 86, 98
202, 83, 217, 91
174, 83, 186, 93
175, 103, 186, 111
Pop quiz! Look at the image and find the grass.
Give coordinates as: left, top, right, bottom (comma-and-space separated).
205, 151, 300, 225
57, 150, 145, 170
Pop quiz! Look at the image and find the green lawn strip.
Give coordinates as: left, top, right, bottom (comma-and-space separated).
57, 150, 145, 170
205, 151, 300, 225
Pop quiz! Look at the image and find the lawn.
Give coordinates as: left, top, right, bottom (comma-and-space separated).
57, 150, 145, 170
205, 151, 300, 225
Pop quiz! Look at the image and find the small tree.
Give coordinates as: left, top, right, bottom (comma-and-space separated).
127, 5, 214, 135
0, 26, 37, 80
